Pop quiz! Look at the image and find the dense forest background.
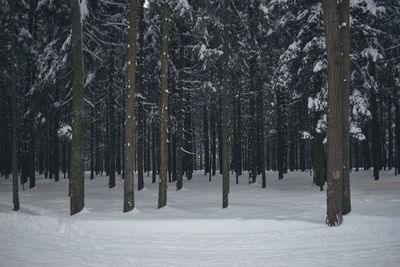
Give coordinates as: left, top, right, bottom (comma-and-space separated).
0, 0, 399, 192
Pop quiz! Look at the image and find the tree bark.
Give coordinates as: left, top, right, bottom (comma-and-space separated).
108, 55, 116, 188
158, 2, 169, 209
322, 0, 345, 226
123, 0, 138, 212
137, 0, 145, 191
369, 60, 381, 181
8, 0, 19, 211
339, 0, 351, 215
222, 0, 230, 209
69, 0, 85, 215
176, 32, 184, 191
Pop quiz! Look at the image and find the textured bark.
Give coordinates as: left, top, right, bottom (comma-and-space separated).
108, 56, 116, 188
257, 85, 266, 188
248, 93, 257, 183
151, 126, 157, 183
123, 0, 138, 212
90, 115, 94, 180
322, 0, 344, 226
369, 60, 381, 181
176, 33, 184, 191
222, 0, 230, 209
53, 80, 60, 182
395, 100, 400, 174
339, 0, 351, 215
276, 88, 286, 179
9, 0, 19, 211
313, 133, 325, 191
158, 2, 169, 209
203, 105, 209, 175
137, 0, 145, 191
387, 96, 393, 170
69, 0, 85, 215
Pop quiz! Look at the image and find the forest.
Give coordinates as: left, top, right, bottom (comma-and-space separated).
1, 0, 400, 261
1, 0, 400, 265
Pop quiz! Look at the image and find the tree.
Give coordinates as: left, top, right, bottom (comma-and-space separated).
158, 1, 169, 209
322, 0, 351, 226
123, 0, 138, 213
176, 30, 184, 191
8, 0, 19, 211
108, 55, 116, 188
69, 0, 85, 216
222, 0, 230, 209
339, 0, 351, 215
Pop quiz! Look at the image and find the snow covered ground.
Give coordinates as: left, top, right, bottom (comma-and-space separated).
0, 170, 399, 266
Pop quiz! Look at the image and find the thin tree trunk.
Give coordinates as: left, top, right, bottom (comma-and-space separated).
158, 2, 169, 209
203, 105, 209, 175
123, 0, 138, 212
370, 60, 381, 181
222, 0, 230, 209
395, 99, 400, 175
137, 0, 145, 190
176, 32, 184, 191
388, 97, 393, 170
339, 0, 351, 215
8, 0, 19, 211
108, 55, 116, 188
69, 0, 85, 215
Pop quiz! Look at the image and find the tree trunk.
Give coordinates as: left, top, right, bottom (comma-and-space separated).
137, 0, 145, 191
203, 105, 209, 175
339, 0, 351, 215
313, 133, 325, 191
395, 99, 400, 175
158, 2, 169, 209
222, 0, 230, 209
123, 0, 138, 212
69, 0, 85, 215
388, 97, 393, 170
369, 60, 381, 181
8, 0, 19, 211
322, 0, 346, 226
176, 32, 184, 191
108, 55, 116, 188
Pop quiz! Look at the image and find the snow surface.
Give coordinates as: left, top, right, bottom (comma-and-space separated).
1, 170, 399, 266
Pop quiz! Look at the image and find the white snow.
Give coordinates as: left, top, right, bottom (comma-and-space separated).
57, 123, 72, 139
350, 0, 385, 16
361, 47, 383, 62
1, 170, 399, 266
313, 60, 326, 73
80, 0, 89, 21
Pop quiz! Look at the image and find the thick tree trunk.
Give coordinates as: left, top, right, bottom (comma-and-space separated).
322, 0, 346, 226
69, 0, 85, 215
222, 0, 230, 209
158, 2, 169, 209
123, 0, 138, 212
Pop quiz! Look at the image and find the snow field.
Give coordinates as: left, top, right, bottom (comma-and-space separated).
0, 170, 399, 266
